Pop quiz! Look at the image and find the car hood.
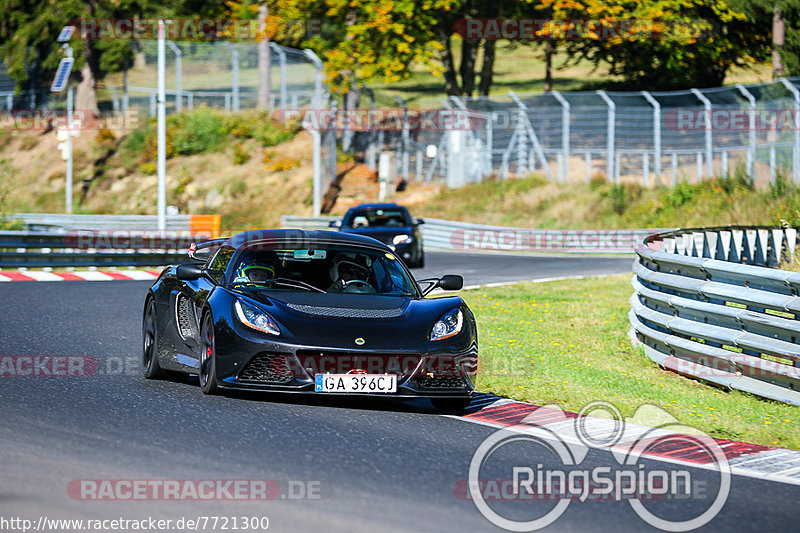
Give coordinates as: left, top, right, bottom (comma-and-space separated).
339, 226, 414, 245
240, 290, 463, 349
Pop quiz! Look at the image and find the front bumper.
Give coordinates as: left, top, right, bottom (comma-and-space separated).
213, 332, 477, 398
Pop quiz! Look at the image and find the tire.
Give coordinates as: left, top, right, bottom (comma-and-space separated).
416, 251, 425, 269
142, 298, 164, 378
199, 312, 219, 395
431, 397, 471, 412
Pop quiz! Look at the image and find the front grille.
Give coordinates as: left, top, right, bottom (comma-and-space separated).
239, 353, 294, 384
413, 376, 468, 390
285, 303, 405, 319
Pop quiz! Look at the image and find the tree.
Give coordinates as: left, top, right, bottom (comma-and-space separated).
559, 0, 770, 90
0, 0, 220, 115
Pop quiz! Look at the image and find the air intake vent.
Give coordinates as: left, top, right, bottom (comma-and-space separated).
286, 303, 405, 319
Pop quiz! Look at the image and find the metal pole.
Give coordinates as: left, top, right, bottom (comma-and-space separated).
309, 128, 321, 216
303, 49, 324, 109
690, 88, 713, 178
596, 90, 616, 183
736, 84, 756, 181
270, 43, 287, 110
225, 42, 240, 112
157, 20, 167, 232
641, 91, 661, 179
122, 69, 129, 120
779, 78, 800, 184
66, 84, 73, 214
396, 96, 409, 184
167, 41, 182, 112
552, 91, 570, 182
585, 152, 591, 182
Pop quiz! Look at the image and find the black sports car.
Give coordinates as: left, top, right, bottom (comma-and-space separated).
330, 203, 425, 268
142, 229, 478, 410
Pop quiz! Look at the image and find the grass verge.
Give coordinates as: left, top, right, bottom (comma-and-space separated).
464, 274, 798, 450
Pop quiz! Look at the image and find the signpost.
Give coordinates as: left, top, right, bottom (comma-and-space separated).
50, 26, 76, 214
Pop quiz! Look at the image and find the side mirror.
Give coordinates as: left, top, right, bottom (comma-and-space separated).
437, 274, 463, 291
416, 218, 425, 225
176, 263, 204, 281
329, 220, 342, 229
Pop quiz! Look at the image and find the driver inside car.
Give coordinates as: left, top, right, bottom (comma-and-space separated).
328, 254, 374, 293
232, 259, 276, 286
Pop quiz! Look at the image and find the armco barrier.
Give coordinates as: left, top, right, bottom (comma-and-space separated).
7, 213, 221, 238
280, 215, 660, 253
0, 230, 202, 268
630, 226, 800, 405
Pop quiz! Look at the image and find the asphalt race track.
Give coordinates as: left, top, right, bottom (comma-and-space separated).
0, 252, 795, 532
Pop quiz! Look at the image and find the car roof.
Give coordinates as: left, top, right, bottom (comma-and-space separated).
348, 203, 408, 211
221, 229, 390, 250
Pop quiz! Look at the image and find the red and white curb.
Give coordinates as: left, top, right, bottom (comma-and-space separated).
0, 270, 162, 282
455, 398, 800, 486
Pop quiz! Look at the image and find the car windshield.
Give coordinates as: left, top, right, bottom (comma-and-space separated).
228, 244, 419, 297
342, 207, 409, 228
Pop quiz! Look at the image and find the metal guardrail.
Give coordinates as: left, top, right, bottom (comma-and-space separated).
280, 215, 658, 253
0, 231, 195, 268
6, 213, 221, 236
630, 226, 800, 405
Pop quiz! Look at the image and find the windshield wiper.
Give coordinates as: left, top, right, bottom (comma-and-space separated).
271, 277, 326, 293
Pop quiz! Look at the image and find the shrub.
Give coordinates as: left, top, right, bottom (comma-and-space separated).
168, 107, 227, 155
232, 143, 251, 165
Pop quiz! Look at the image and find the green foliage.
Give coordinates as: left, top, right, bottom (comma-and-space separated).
116, 107, 297, 173
232, 144, 252, 165
664, 181, 697, 208
770, 169, 790, 199
167, 107, 227, 156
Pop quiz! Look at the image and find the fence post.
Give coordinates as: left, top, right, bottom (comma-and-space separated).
722, 149, 728, 177
690, 88, 712, 178
696, 151, 703, 182
223, 43, 240, 112
396, 96, 409, 185
111, 87, 119, 114
270, 43, 287, 111
779, 78, 800, 184
364, 88, 377, 171
509, 91, 553, 181
585, 152, 591, 182
552, 91, 570, 183
122, 69, 129, 119
736, 83, 756, 181
596, 90, 616, 183
643, 153, 649, 187
166, 41, 182, 112
303, 49, 324, 110
486, 111, 493, 177
149, 92, 156, 117
641, 91, 661, 180
5, 93, 11, 110
770, 146, 776, 183
671, 152, 678, 186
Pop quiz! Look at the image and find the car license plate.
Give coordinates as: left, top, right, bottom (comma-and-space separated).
315, 374, 397, 393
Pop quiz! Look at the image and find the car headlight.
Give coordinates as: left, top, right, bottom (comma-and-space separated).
234, 300, 280, 336
393, 234, 413, 245
430, 308, 463, 341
